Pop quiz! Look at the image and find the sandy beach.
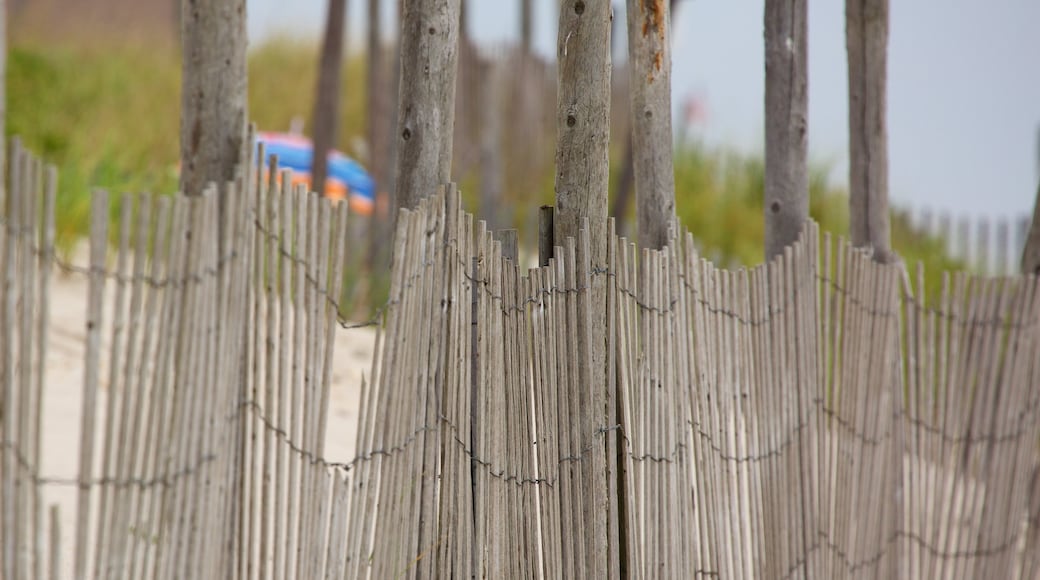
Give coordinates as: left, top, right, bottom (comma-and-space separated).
31, 264, 374, 577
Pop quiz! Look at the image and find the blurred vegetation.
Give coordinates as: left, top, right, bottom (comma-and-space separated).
661, 143, 964, 296
8, 39, 962, 307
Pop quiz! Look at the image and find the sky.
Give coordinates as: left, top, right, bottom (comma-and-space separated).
249, 0, 1040, 220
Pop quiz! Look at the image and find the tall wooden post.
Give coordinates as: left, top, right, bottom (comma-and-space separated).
479, 58, 504, 230
311, 0, 348, 196
627, 0, 676, 251
393, 0, 461, 210
763, 0, 808, 260
179, 0, 248, 200
846, 0, 892, 261
367, 0, 386, 190
554, 0, 612, 576
520, 0, 533, 54
555, 2, 610, 253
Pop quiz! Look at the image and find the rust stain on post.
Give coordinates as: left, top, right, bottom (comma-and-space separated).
641, 0, 667, 40
640, 0, 666, 81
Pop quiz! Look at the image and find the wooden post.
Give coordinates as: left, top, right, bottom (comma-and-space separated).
494, 229, 518, 263
539, 205, 555, 267
627, 0, 676, 251
846, 0, 892, 261
393, 0, 461, 210
763, 0, 808, 260
179, 0, 247, 200
311, 0, 349, 195
554, 0, 611, 576
367, 0, 387, 190
479, 58, 504, 230
365, 0, 399, 270
520, 0, 533, 54
609, 135, 635, 239
1022, 181, 1040, 274
555, 0, 610, 259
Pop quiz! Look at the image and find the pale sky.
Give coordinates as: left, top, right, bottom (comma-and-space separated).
249, 0, 1040, 220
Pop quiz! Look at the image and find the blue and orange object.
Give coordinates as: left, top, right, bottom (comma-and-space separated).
256, 132, 377, 216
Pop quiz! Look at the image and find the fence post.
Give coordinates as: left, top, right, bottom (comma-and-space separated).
554, 0, 613, 573
846, 0, 892, 261
539, 206, 555, 267
494, 229, 518, 263
480, 59, 505, 231
763, 0, 809, 260
394, 0, 461, 211
626, 0, 676, 251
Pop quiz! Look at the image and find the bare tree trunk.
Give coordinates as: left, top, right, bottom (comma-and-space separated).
627, 0, 676, 250
846, 0, 891, 261
554, 0, 611, 577
763, 0, 808, 260
311, 0, 348, 196
393, 0, 461, 210
179, 0, 247, 201
520, 0, 532, 54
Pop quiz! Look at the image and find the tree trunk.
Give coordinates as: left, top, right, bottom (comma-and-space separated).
554, 0, 612, 577
846, 0, 891, 262
393, 0, 461, 210
179, 0, 247, 201
763, 0, 809, 260
520, 0, 532, 54
311, 0, 348, 196
627, 0, 676, 251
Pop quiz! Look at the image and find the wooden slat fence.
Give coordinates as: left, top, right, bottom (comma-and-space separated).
910, 208, 1032, 276
2, 141, 1040, 579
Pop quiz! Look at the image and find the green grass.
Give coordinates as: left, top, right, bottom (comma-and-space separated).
8, 39, 371, 255
8, 43, 180, 251
8, 39, 962, 303
662, 142, 964, 297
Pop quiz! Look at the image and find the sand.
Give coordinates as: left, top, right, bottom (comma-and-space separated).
29, 265, 373, 577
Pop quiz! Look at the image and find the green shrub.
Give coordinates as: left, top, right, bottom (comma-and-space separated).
7, 39, 963, 301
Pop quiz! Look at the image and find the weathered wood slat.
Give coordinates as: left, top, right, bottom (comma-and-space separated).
3, 143, 1040, 579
